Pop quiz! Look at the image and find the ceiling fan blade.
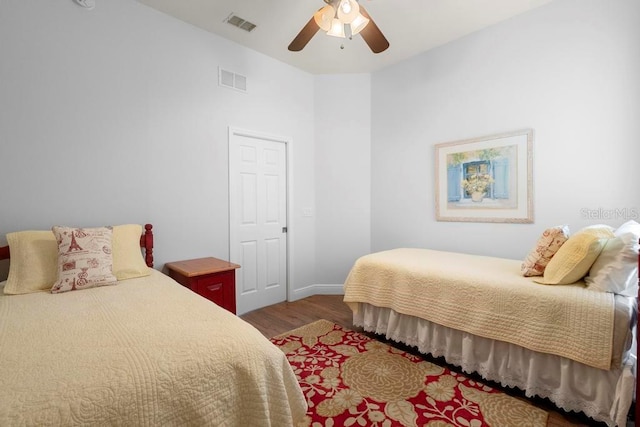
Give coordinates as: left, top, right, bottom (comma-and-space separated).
358, 5, 389, 54
288, 16, 320, 52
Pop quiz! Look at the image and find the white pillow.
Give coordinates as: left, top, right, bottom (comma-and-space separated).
586, 220, 639, 296
615, 219, 640, 237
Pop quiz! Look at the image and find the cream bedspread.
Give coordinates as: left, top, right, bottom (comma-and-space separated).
0, 270, 307, 426
343, 248, 616, 370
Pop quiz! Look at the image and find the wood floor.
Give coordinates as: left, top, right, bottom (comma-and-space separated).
240, 294, 355, 338
240, 295, 621, 427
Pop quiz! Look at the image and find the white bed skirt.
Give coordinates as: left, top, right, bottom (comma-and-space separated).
353, 303, 635, 427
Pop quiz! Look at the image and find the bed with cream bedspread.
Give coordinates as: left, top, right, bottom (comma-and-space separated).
0, 270, 307, 426
344, 248, 617, 369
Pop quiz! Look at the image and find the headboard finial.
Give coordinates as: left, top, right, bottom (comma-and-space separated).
143, 224, 154, 268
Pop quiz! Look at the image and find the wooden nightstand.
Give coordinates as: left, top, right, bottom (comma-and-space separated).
165, 257, 240, 314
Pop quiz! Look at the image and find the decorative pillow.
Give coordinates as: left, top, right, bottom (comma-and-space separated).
585, 220, 640, 296
521, 225, 570, 276
534, 226, 615, 285
3, 230, 58, 295
51, 226, 117, 293
112, 224, 150, 280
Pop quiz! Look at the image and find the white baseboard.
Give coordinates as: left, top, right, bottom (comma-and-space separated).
290, 284, 344, 302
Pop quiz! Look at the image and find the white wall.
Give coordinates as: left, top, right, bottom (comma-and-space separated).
312, 74, 371, 292
371, 0, 640, 260
0, 0, 317, 293
3, 0, 637, 293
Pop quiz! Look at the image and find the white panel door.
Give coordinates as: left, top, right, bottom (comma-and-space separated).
229, 128, 288, 315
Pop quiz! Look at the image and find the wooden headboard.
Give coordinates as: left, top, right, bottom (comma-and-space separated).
0, 224, 154, 268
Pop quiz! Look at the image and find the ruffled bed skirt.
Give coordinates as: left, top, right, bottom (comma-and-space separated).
353, 303, 635, 427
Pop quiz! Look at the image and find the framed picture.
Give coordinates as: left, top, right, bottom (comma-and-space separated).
435, 129, 533, 223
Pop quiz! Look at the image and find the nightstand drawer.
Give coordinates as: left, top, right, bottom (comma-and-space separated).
196, 271, 235, 311
165, 257, 239, 314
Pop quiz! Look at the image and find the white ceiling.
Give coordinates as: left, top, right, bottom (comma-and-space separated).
136, 0, 554, 74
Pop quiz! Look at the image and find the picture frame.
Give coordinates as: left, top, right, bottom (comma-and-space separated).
435, 129, 533, 223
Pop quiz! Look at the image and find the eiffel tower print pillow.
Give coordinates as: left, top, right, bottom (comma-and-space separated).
51, 226, 117, 293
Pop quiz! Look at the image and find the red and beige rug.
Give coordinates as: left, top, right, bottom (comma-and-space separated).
271, 319, 549, 427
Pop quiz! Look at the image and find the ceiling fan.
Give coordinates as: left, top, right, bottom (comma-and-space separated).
288, 0, 389, 53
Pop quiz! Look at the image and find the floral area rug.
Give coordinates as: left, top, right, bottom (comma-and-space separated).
270, 320, 548, 427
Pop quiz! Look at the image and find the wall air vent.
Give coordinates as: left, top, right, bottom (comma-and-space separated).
224, 14, 257, 33
219, 67, 247, 93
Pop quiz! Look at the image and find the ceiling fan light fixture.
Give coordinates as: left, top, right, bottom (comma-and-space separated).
327, 18, 346, 38
288, 0, 388, 53
337, 0, 359, 24
313, 5, 335, 32
349, 13, 370, 35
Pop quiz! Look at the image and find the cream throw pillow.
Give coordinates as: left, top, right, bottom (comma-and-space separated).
51, 226, 117, 293
4, 230, 58, 294
521, 225, 570, 276
534, 226, 614, 285
112, 224, 150, 280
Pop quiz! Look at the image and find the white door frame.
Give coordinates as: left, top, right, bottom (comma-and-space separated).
228, 126, 293, 308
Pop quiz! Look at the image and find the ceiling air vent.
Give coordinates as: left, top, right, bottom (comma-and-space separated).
219, 67, 247, 93
224, 14, 257, 33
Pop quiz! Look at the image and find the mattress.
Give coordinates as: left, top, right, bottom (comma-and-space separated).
0, 270, 307, 426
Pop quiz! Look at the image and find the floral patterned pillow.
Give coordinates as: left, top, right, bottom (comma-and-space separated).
521, 225, 570, 276
51, 226, 117, 293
